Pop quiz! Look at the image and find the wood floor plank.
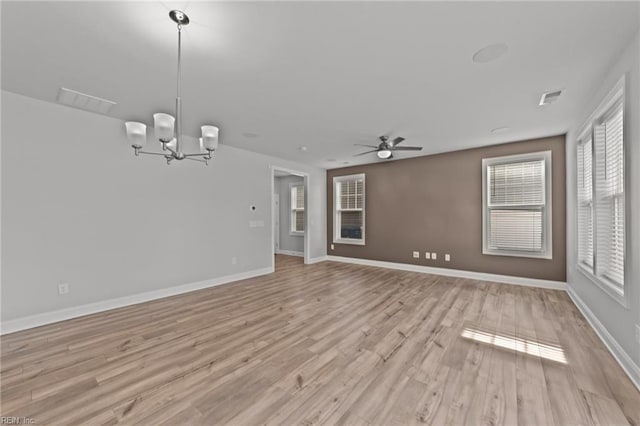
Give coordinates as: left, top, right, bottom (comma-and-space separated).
1, 255, 639, 425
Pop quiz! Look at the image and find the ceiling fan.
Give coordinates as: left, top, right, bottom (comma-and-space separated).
354, 136, 423, 159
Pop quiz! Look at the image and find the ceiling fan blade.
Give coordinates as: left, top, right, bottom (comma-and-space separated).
354, 150, 379, 156
354, 144, 379, 148
390, 146, 422, 151
391, 137, 405, 146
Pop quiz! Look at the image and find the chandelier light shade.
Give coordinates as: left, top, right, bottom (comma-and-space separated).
124, 10, 219, 166
125, 122, 147, 148
153, 113, 175, 142
201, 126, 219, 151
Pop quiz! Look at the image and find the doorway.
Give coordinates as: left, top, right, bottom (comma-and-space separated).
271, 166, 310, 270
273, 194, 280, 253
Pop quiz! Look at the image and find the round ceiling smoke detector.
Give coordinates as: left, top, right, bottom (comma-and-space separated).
472, 43, 508, 64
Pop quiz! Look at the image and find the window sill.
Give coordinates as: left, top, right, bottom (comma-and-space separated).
576, 263, 628, 309
333, 238, 365, 246
289, 231, 304, 237
482, 248, 552, 260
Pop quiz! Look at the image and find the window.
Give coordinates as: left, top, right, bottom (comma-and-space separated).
290, 183, 304, 234
577, 137, 593, 269
577, 76, 625, 301
482, 151, 552, 259
334, 174, 365, 245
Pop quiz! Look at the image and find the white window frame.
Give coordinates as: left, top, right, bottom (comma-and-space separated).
482, 151, 553, 259
575, 75, 627, 307
577, 134, 594, 271
290, 182, 304, 236
333, 173, 365, 245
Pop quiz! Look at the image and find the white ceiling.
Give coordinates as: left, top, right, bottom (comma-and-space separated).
2, 1, 638, 168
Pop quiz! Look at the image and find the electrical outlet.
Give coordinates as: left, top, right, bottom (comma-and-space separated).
445, 254, 451, 262
232, 257, 238, 265
425, 252, 431, 259
432, 253, 437, 260
331, 244, 335, 250
58, 283, 69, 295
412, 251, 419, 258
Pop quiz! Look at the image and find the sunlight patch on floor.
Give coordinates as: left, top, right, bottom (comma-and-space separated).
461, 327, 567, 364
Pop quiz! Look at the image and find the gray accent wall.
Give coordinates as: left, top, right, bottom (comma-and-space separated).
566, 31, 640, 373
275, 175, 305, 254
1, 90, 327, 322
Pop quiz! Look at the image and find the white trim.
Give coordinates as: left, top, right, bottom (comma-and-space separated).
275, 250, 304, 257
577, 74, 626, 139
482, 150, 553, 259
306, 256, 328, 265
577, 263, 629, 308
0, 267, 273, 335
289, 182, 305, 235
270, 166, 310, 266
325, 256, 566, 290
334, 239, 366, 246
575, 74, 628, 306
566, 287, 640, 392
333, 173, 366, 245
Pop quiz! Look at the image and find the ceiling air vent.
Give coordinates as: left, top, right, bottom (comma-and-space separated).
56, 87, 116, 115
539, 89, 563, 106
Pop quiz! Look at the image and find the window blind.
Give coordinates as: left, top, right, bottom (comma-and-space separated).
291, 185, 304, 233
489, 160, 545, 206
489, 209, 542, 252
335, 175, 365, 242
577, 138, 594, 268
486, 158, 546, 254
292, 185, 304, 210
339, 179, 363, 210
594, 101, 624, 289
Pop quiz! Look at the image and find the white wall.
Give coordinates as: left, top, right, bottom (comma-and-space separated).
0, 90, 326, 322
275, 175, 305, 253
566, 30, 640, 380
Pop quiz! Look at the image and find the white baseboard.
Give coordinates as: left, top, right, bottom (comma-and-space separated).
306, 255, 328, 265
325, 255, 566, 290
0, 267, 274, 335
275, 250, 304, 257
566, 286, 640, 392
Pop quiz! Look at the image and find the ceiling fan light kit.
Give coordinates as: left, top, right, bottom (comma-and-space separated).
377, 150, 392, 159
124, 10, 218, 166
355, 135, 423, 160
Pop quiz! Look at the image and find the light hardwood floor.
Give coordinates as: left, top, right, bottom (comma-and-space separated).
1, 255, 639, 425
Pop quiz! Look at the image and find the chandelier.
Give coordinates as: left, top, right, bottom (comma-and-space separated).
124, 10, 218, 165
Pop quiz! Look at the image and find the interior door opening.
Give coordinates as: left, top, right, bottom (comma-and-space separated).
271, 167, 309, 270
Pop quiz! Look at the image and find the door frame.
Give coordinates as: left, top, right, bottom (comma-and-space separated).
273, 193, 280, 253
270, 166, 310, 269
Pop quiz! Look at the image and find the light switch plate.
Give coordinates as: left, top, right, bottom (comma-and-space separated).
413, 251, 419, 258
445, 254, 451, 262
425, 252, 431, 259
432, 253, 437, 260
